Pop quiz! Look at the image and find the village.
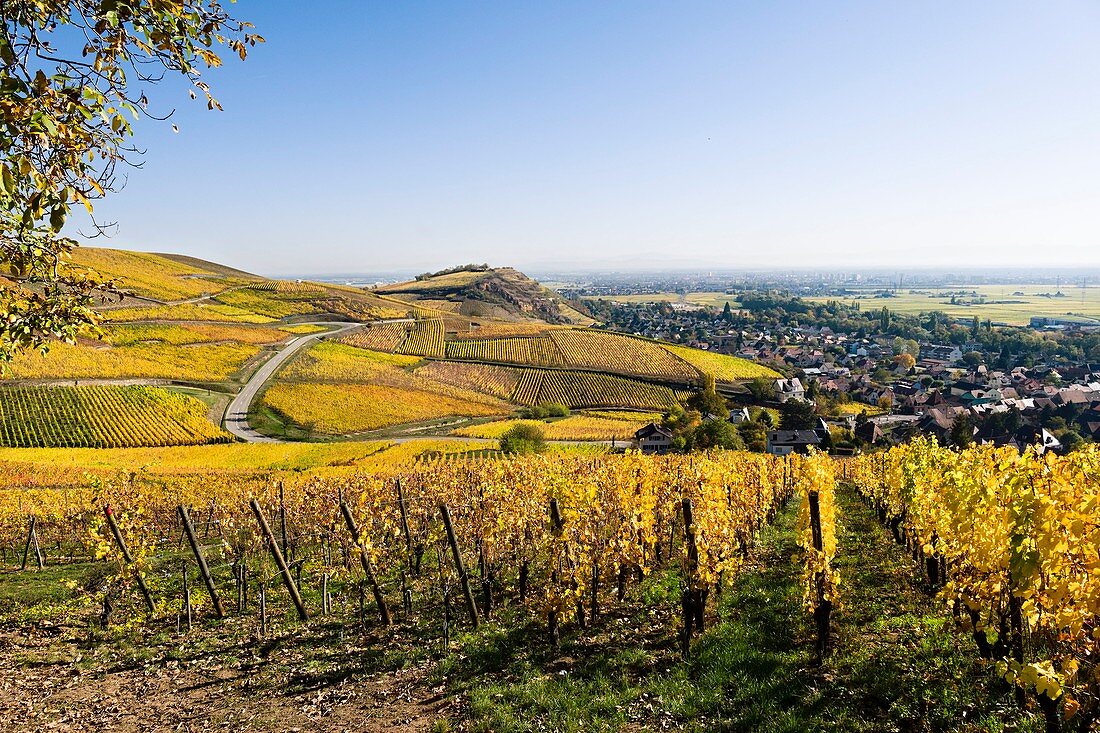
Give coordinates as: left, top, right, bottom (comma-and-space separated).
594, 294, 1100, 456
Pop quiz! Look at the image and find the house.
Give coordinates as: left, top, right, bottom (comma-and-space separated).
920, 344, 964, 364
634, 423, 674, 454
766, 430, 822, 455
918, 406, 967, 443
774, 378, 805, 402
728, 407, 751, 424
855, 421, 885, 445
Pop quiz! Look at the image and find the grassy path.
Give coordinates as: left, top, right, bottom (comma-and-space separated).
457, 486, 1039, 732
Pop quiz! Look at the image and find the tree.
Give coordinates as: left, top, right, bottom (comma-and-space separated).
746, 376, 777, 403
779, 399, 816, 430
500, 423, 546, 454
950, 413, 975, 448
805, 379, 819, 400
892, 353, 915, 371
690, 418, 744, 451
1059, 431, 1084, 453
877, 395, 893, 412
721, 301, 733, 322
737, 420, 767, 452
0, 3, 261, 363
962, 351, 983, 367
689, 374, 728, 419
756, 408, 775, 428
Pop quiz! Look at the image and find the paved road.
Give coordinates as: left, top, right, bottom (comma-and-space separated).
223, 322, 362, 442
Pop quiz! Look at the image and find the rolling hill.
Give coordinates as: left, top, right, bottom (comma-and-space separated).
373, 265, 594, 325
3, 247, 779, 444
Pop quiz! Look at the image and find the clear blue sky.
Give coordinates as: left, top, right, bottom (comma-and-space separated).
73, 1, 1100, 276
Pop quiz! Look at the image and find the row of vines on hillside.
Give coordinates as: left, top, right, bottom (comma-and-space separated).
0, 386, 231, 448
846, 440, 1100, 731
1, 451, 811, 656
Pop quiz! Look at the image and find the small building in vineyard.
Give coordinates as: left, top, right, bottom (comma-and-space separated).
634, 423, 674, 454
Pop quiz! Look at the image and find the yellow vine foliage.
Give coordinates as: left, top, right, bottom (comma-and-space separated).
847, 439, 1100, 712
0, 450, 802, 629
794, 451, 840, 613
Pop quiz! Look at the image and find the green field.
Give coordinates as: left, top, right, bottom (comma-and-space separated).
808, 283, 1100, 326
597, 291, 740, 308
594, 285, 1100, 327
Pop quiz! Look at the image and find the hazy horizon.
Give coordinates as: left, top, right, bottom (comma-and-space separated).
68, 1, 1099, 275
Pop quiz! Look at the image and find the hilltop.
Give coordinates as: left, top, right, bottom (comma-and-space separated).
373, 265, 594, 325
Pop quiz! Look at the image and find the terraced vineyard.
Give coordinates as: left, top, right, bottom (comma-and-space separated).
262, 382, 507, 434
69, 247, 257, 301
102, 302, 275, 323
338, 322, 409, 353
415, 361, 522, 400
551, 329, 699, 379
0, 386, 231, 448
437, 327, 775, 384
445, 335, 566, 366
663, 343, 779, 381
7, 340, 267, 382
398, 319, 446, 358
513, 369, 681, 410
106, 323, 291, 347
453, 322, 556, 338
246, 281, 325, 294
261, 342, 511, 434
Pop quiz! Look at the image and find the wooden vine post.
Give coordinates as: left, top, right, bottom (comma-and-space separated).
439, 504, 479, 629
103, 505, 155, 613
807, 491, 832, 660
681, 497, 706, 659
21, 514, 43, 571
338, 500, 391, 625
249, 499, 309, 621
548, 498, 564, 647
178, 505, 224, 618
276, 482, 290, 558
395, 479, 414, 570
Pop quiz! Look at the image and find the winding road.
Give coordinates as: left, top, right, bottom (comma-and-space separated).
223, 321, 366, 442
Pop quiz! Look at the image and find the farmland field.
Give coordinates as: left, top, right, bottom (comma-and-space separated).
593, 284, 1100, 327
592, 291, 740, 308
0, 385, 230, 447
807, 283, 1100, 325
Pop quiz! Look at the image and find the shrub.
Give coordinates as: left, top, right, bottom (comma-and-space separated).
499, 423, 546, 454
